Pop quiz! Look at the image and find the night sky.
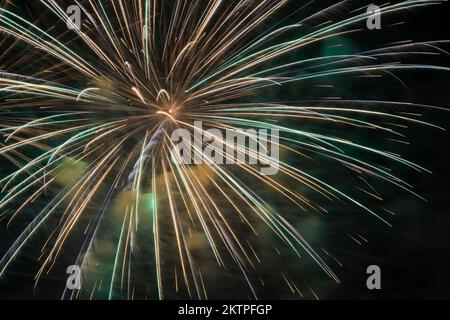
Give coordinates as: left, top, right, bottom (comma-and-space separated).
0, 0, 449, 300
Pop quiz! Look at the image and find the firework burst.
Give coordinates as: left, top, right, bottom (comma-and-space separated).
0, 0, 448, 299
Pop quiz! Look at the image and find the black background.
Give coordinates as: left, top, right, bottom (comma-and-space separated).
0, 0, 449, 300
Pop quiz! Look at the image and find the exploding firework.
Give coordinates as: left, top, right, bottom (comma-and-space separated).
0, 0, 448, 299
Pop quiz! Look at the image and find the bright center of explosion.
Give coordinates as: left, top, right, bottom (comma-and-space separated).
157, 108, 176, 121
